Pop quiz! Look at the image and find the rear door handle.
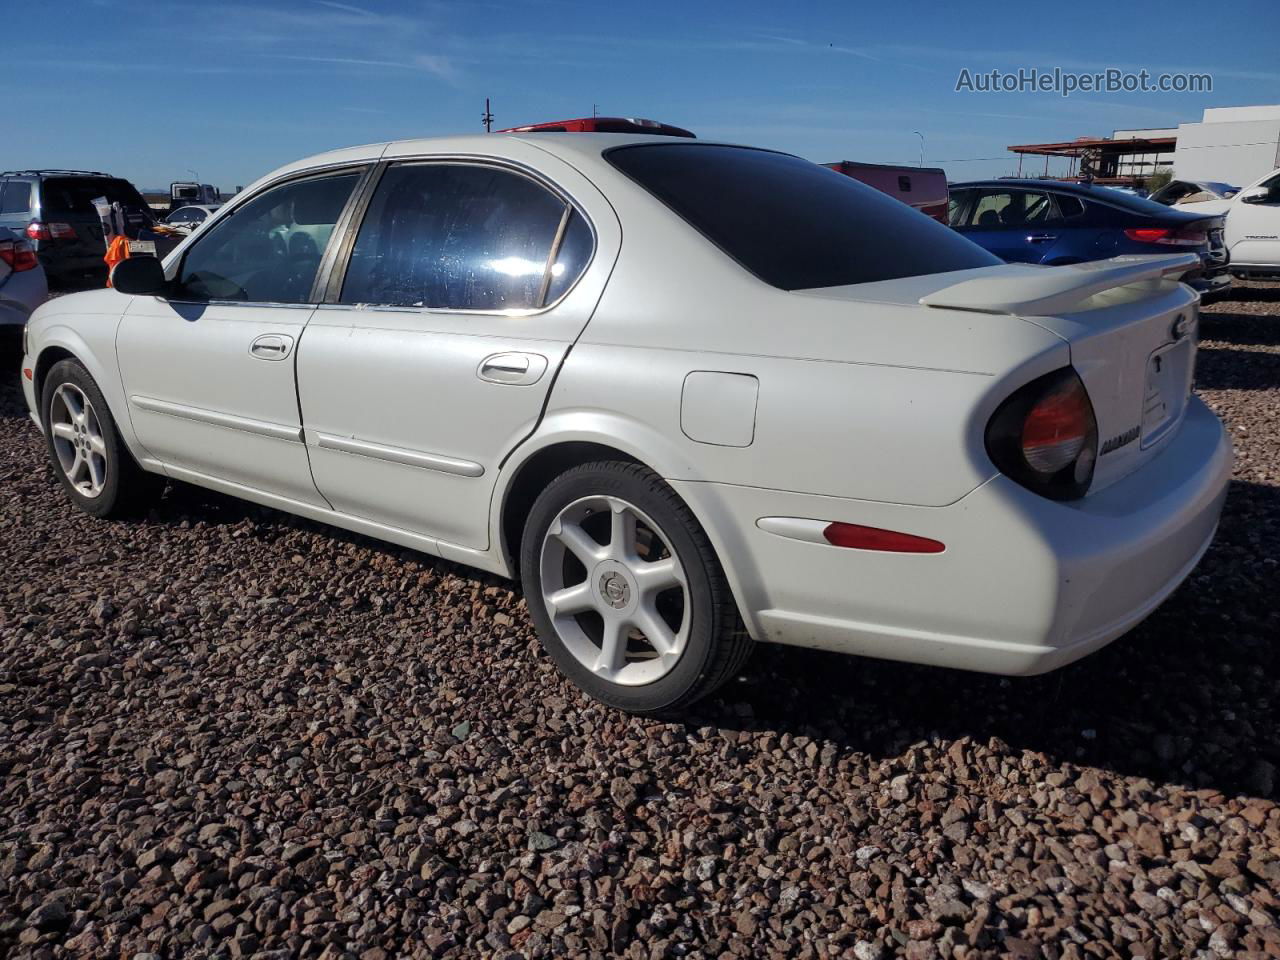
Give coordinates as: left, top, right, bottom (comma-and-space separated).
250, 334, 294, 360
478, 352, 548, 385
1026, 234, 1058, 243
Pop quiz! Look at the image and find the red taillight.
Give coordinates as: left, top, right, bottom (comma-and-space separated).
25, 221, 75, 241
986, 368, 1098, 500
823, 522, 945, 554
1021, 379, 1093, 474
1124, 226, 1205, 246
0, 238, 39, 272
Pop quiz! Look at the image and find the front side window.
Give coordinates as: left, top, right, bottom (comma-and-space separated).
607, 144, 997, 290
173, 172, 359, 303
340, 163, 587, 311
1261, 172, 1280, 203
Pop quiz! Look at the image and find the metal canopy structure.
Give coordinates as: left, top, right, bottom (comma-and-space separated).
1006, 135, 1176, 186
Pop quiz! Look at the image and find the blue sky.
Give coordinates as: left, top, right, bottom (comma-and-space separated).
4, 0, 1279, 190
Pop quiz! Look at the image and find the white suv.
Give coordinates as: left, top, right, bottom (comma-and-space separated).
21, 134, 1230, 713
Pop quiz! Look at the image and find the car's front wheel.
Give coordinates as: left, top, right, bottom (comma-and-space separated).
41, 358, 160, 518
521, 461, 751, 714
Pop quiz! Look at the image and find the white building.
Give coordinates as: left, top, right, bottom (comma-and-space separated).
1169, 105, 1280, 186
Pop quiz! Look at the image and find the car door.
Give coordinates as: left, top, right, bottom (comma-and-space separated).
1225, 170, 1280, 269
117, 166, 367, 504
953, 188, 1031, 262
296, 148, 619, 553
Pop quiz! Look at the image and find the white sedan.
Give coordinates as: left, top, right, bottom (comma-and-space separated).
20, 134, 1231, 713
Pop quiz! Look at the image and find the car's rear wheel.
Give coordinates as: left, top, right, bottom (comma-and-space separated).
41, 358, 161, 518
521, 461, 751, 713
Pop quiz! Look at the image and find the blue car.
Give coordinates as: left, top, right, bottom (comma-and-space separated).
949, 179, 1231, 298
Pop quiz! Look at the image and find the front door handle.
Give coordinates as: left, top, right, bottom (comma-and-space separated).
477, 352, 548, 386
249, 334, 294, 360
1026, 234, 1058, 243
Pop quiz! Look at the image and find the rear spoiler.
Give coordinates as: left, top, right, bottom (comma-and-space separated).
919, 254, 1200, 316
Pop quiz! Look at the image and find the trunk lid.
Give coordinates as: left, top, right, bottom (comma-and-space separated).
919, 254, 1202, 493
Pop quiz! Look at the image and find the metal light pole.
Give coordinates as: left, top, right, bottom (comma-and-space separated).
912, 132, 924, 167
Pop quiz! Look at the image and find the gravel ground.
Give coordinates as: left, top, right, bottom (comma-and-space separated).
1, 283, 1278, 960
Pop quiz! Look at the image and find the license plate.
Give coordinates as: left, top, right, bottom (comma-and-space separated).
128, 240, 157, 256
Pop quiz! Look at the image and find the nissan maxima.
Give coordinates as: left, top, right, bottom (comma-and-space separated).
20, 133, 1231, 713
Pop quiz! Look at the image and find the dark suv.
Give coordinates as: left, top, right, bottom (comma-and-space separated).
0, 170, 154, 285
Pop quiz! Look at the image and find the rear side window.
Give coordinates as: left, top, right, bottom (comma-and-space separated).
607, 144, 997, 290
41, 177, 149, 216
1055, 195, 1086, 219
1, 181, 32, 214
340, 163, 587, 311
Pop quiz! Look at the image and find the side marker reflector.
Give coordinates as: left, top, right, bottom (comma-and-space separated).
23, 368, 33, 381
822, 522, 945, 554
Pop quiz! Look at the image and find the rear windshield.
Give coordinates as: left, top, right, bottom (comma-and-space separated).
607, 144, 998, 290
41, 177, 150, 216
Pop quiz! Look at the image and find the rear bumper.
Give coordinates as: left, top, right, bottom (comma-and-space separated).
673, 396, 1231, 676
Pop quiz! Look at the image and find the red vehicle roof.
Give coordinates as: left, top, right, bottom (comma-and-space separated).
497, 117, 695, 138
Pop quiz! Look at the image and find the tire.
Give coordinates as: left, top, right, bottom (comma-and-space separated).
41, 358, 161, 518
520, 460, 752, 714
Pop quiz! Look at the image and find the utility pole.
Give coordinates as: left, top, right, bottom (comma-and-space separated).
912, 132, 924, 167
482, 98, 493, 133
593, 103, 598, 117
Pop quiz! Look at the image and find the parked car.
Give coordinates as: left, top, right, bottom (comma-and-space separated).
1148, 179, 1239, 206
1173, 168, 1280, 281
949, 179, 1231, 298
0, 227, 47, 330
168, 181, 221, 213
164, 204, 222, 233
0, 169, 154, 285
824, 161, 949, 222
21, 135, 1230, 713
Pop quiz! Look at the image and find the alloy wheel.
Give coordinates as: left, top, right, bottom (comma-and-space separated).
539, 495, 690, 686
49, 383, 108, 499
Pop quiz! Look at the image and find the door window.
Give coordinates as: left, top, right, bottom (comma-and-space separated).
966, 190, 1055, 227
947, 189, 972, 226
1260, 172, 1280, 203
173, 172, 360, 303
339, 163, 588, 311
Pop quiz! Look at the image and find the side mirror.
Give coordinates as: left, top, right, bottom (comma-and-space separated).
1240, 186, 1272, 205
110, 256, 168, 295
